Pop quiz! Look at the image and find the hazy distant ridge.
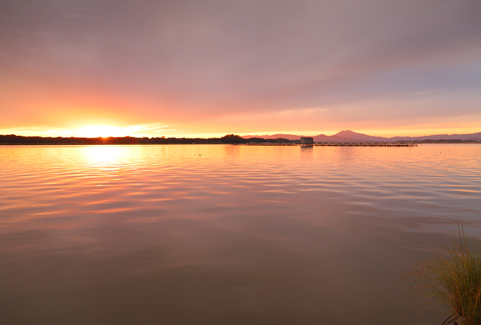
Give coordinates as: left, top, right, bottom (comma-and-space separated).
243, 130, 481, 142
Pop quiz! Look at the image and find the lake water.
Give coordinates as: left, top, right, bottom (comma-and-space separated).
0, 144, 480, 324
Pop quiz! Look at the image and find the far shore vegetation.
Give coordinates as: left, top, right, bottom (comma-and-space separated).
0, 134, 479, 145
404, 223, 481, 325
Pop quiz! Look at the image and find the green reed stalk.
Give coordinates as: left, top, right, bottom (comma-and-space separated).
404, 223, 481, 325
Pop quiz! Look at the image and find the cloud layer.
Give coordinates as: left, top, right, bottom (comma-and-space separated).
1, 0, 480, 136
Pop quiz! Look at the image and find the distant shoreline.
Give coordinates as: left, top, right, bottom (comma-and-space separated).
2, 130, 480, 146
0, 134, 478, 146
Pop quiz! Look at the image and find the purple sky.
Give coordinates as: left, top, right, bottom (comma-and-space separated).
1, 0, 480, 137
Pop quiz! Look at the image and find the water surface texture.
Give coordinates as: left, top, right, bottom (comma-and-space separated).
1, 144, 480, 324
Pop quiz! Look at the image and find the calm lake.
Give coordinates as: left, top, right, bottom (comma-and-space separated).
1, 144, 480, 324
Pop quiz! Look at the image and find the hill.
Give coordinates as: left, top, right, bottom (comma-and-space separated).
243, 130, 481, 142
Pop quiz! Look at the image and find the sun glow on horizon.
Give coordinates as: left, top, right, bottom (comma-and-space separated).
74, 126, 125, 138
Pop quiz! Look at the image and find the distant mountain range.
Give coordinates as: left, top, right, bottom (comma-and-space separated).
243, 130, 481, 142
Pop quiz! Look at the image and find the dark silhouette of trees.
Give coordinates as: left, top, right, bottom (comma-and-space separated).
0, 134, 246, 145
220, 134, 246, 144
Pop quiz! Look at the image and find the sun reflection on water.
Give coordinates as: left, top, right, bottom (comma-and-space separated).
79, 145, 128, 167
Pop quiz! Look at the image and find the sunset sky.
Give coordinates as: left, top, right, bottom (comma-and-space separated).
1, 0, 480, 138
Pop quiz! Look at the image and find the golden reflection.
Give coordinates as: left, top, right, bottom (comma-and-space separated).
224, 144, 241, 159
80, 146, 126, 166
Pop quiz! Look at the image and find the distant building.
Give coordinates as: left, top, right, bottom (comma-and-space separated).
300, 137, 314, 145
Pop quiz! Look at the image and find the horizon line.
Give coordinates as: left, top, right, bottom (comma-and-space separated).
1, 129, 480, 140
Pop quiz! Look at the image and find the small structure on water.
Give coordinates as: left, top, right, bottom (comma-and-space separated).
300, 137, 314, 146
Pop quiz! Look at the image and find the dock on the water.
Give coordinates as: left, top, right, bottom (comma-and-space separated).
241, 142, 417, 147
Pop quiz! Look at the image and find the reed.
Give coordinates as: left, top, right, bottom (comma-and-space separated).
404, 223, 481, 324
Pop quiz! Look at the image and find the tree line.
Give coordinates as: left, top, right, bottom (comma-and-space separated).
0, 134, 294, 145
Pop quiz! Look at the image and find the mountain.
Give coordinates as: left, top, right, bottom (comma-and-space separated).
243, 130, 481, 142
243, 130, 389, 142
390, 132, 481, 142
243, 133, 302, 140
327, 130, 390, 142
312, 134, 355, 142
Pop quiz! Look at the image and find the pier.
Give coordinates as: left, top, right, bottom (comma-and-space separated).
241, 142, 417, 147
